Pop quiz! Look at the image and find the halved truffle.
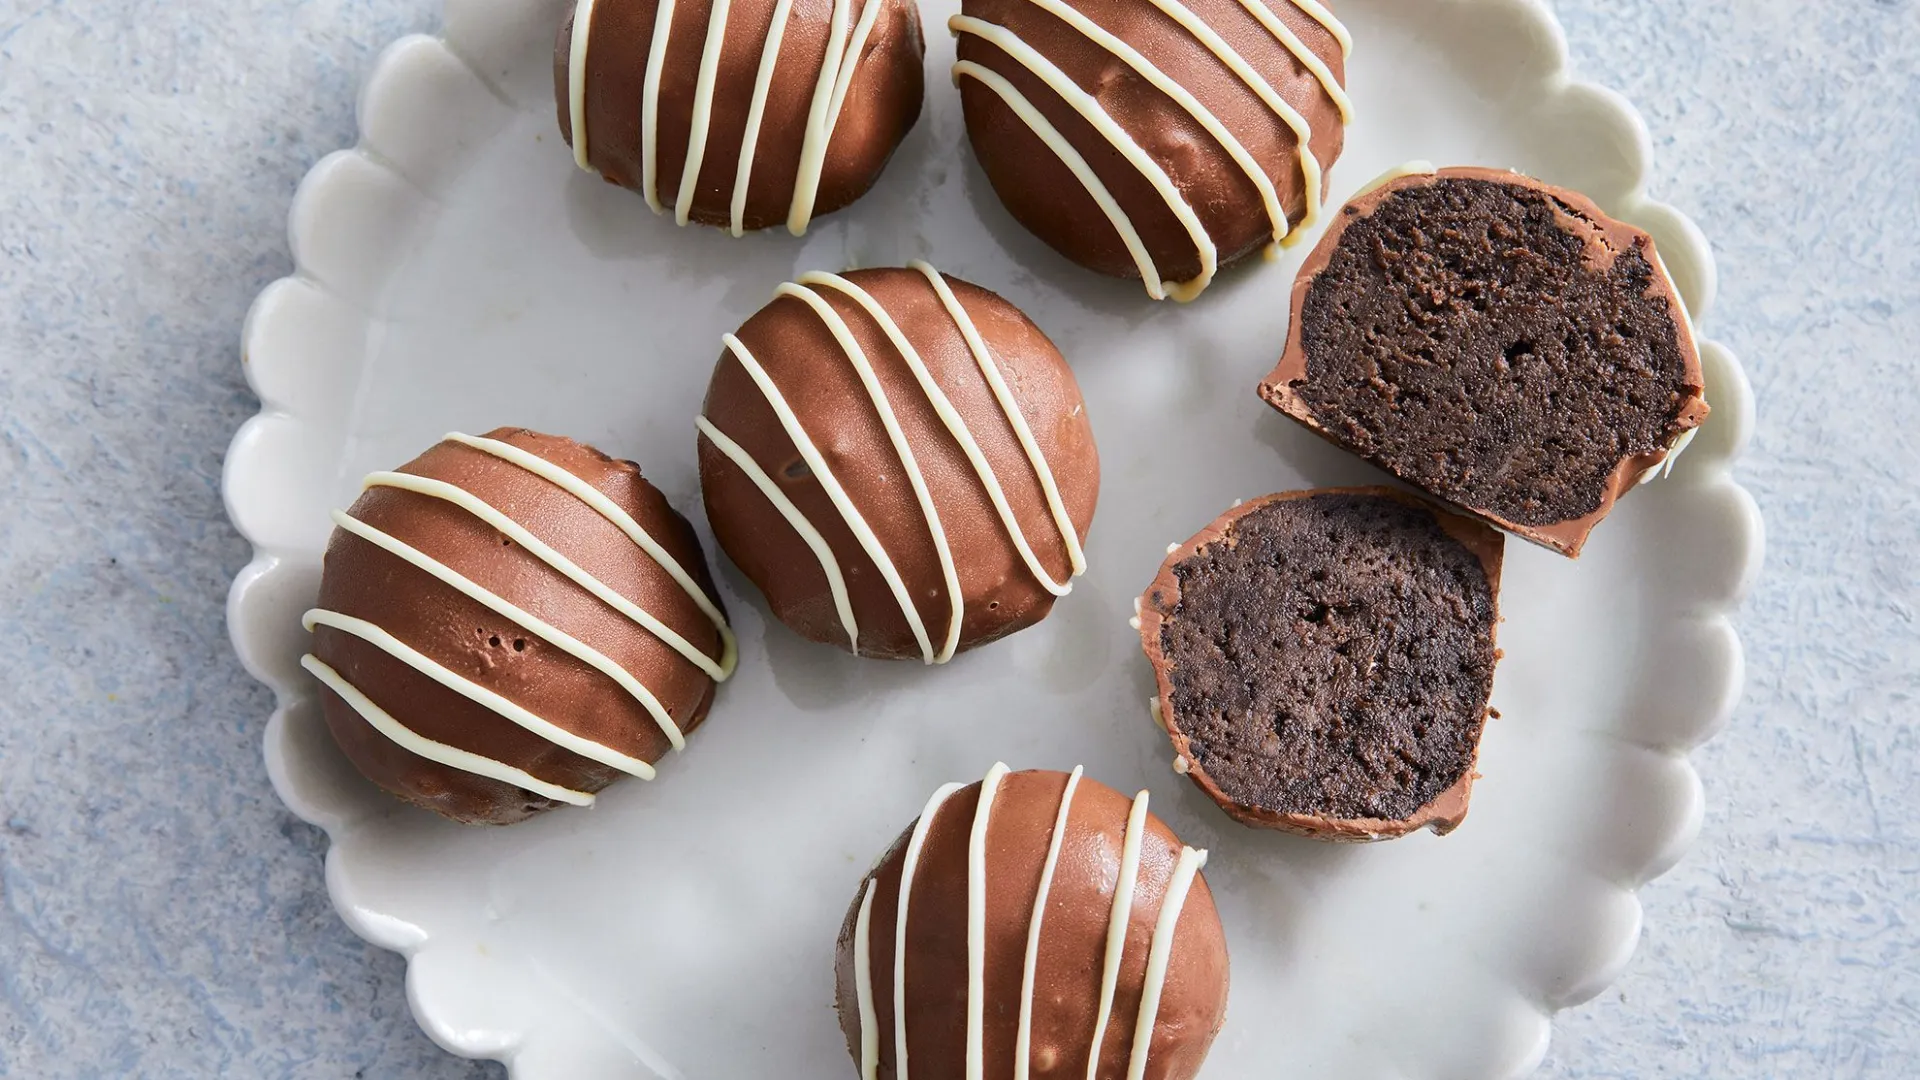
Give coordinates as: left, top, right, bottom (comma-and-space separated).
1259, 166, 1709, 557
1137, 488, 1503, 841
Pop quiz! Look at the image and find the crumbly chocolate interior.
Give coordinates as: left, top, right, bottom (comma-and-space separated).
1296, 177, 1694, 525
1159, 494, 1495, 822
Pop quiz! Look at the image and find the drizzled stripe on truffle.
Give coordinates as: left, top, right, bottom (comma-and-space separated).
302, 433, 732, 799
694, 263, 1088, 663
858, 765, 1207, 1079
949, 0, 1350, 298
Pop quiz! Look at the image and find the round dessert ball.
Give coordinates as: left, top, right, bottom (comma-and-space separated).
555, 0, 925, 235
951, 0, 1352, 299
302, 428, 735, 825
696, 262, 1099, 662
835, 764, 1229, 1080
1138, 488, 1503, 840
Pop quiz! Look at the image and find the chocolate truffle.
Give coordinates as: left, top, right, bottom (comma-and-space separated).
696, 262, 1099, 662
1259, 166, 1711, 557
555, 0, 925, 235
301, 428, 735, 825
834, 764, 1229, 1080
1137, 488, 1503, 840
951, 0, 1352, 300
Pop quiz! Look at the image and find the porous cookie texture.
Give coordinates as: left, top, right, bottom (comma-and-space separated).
952, 0, 1351, 300
834, 764, 1229, 1080
555, 0, 924, 235
1260, 166, 1710, 556
697, 263, 1099, 663
303, 428, 733, 825
1138, 488, 1503, 840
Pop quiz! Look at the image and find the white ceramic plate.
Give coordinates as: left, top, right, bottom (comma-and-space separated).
224, 0, 1762, 1075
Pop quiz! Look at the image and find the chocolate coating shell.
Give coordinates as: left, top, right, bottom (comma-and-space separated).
1138, 488, 1503, 841
308, 428, 729, 825
954, 0, 1348, 294
1258, 167, 1711, 557
697, 266, 1099, 661
834, 768, 1229, 1080
555, 0, 925, 232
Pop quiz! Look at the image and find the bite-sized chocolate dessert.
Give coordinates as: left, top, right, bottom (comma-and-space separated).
834, 763, 1229, 1080
302, 428, 734, 825
1259, 166, 1710, 556
951, 0, 1352, 300
555, 0, 924, 235
1137, 488, 1503, 840
697, 262, 1099, 662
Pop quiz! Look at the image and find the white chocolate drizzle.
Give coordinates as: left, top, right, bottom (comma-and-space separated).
894, 780, 966, 1080
789, 0, 888, 233
695, 415, 861, 650
1290, 0, 1351, 58
861, 767, 1205, 1079
1084, 788, 1151, 1080
776, 280, 956, 663
1014, 765, 1083, 1080
1131, 0, 1324, 238
361, 469, 721, 687
717, 331, 932, 658
1009, 0, 1293, 250
1229, 0, 1352, 123
576, 0, 885, 233
1354, 159, 1437, 199
566, 0, 601, 170
639, 0, 678, 212
853, 878, 882, 1080
1124, 845, 1208, 1080
730, 0, 798, 235
914, 261, 1088, 584
965, 763, 1012, 1080
787, 0, 854, 233
807, 269, 1080, 600
446, 431, 736, 677
324, 510, 684, 751
950, 15, 1218, 300
950, 0, 1352, 291
674, 0, 736, 225
301, 654, 598, 806
303, 608, 663, 776
699, 264, 1088, 658
950, 59, 1165, 297
301, 434, 742, 802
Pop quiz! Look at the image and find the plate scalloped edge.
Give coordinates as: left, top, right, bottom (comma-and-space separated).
221, 0, 1765, 1074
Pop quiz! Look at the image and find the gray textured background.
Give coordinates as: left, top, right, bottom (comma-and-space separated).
1, 0, 1915, 1076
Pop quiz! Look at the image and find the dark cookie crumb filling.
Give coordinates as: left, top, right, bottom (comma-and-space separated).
1158, 493, 1496, 823
1297, 177, 1694, 526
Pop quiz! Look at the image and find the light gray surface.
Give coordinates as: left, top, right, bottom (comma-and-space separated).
0, 0, 1913, 1076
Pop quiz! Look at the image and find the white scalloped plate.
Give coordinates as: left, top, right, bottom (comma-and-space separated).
224, 0, 1761, 1075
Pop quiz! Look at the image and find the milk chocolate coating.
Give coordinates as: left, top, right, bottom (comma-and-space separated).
555, 0, 924, 231
1138, 488, 1503, 841
955, 0, 1347, 288
834, 769, 1230, 1079
697, 267, 1099, 660
308, 428, 728, 825
1259, 167, 1711, 557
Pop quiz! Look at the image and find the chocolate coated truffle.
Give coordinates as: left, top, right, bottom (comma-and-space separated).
951, 0, 1352, 299
1259, 166, 1711, 557
697, 262, 1099, 662
1137, 488, 1502, 840
302, 428, 734, 825
834, 764, 1229, 1080
556, 0, 925, 235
